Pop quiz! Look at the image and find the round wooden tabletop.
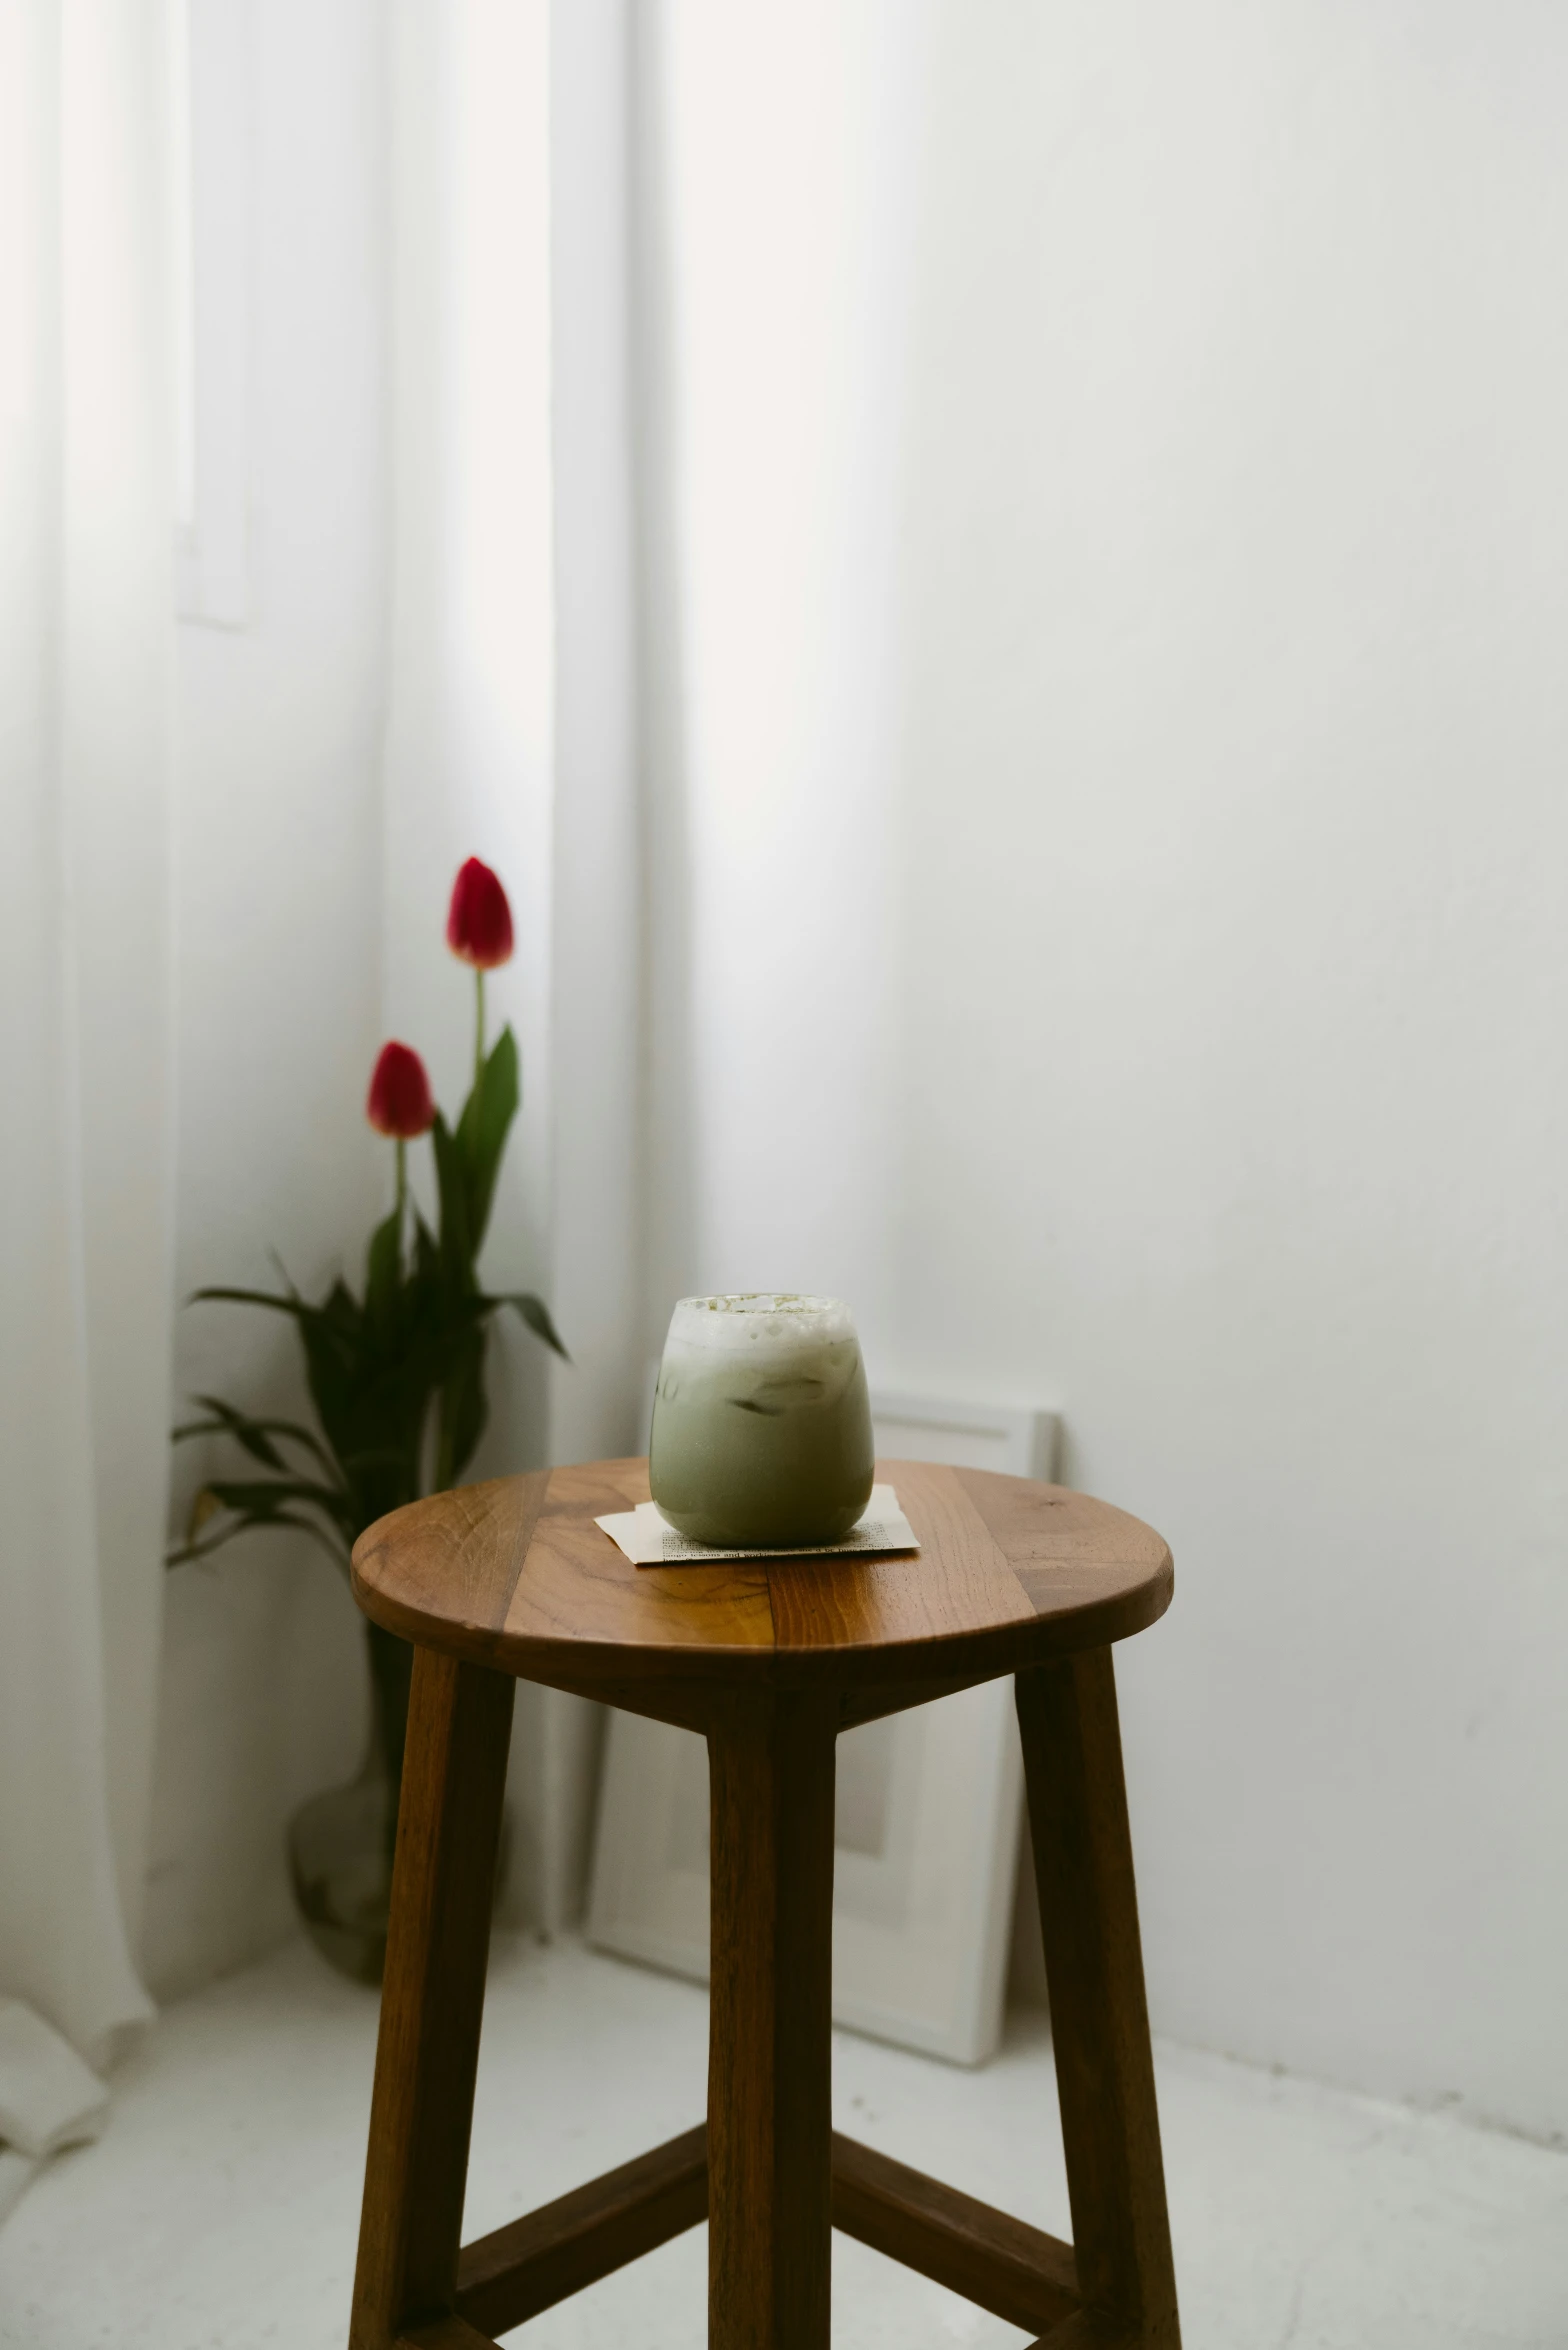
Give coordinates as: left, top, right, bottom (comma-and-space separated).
350, 1457, 1173, 1701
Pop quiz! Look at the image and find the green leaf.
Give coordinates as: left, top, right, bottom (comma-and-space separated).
413, 1213, 440, 1285
333, 1442, 416, 1476
454, 1026, 519, 1260
179, 1063, 551, 1554
498, 1291, 571, 1361
201, 1476, 356, 1531
364, 1202, 403, 1320
173, 1394, 337, 1474
165, 1509, 350, 1574
173, 1407, 284, 1470
189, 1283, 313, 1319
430, 1113, 473, 1280
434, 1324, 488, 1491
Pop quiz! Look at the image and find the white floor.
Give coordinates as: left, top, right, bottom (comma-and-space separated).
0, 1933, 1563, 2349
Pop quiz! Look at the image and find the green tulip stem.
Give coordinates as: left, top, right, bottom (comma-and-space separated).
475, 967, 486, 1085
395, 1137, 407, 1248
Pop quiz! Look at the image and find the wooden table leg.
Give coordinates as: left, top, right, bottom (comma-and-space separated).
1016, 1652, 1181, 2350
706, 1688, 837, 2350
349, 1647, 515, 2350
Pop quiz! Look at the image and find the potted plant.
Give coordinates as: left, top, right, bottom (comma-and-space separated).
169, 857, 565, 1980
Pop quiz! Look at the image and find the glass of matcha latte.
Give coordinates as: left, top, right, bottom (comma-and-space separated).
649, 1294, 876, 1548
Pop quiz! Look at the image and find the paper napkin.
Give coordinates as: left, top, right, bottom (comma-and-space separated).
597, 1482, 919, 1569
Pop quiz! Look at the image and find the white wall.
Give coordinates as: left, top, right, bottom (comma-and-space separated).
638, 3, 917, 1342
146, 0, 389, 1998
549, 0, 643, 1474
639, 1, 1568, 2140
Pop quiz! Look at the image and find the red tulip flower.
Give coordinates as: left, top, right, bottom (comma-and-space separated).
366, 1041, 435, 1139
446, 858, 514, 970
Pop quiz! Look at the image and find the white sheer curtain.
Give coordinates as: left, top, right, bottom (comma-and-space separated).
0, 0, 638, 2176
383, 0, 640, 1933
0, 0, 173, 2210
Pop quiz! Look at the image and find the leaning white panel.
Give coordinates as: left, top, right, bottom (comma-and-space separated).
585, 1391, 1059, 2064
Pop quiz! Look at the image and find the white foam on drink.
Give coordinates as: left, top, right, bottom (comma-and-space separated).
663, 1293, 856, 1359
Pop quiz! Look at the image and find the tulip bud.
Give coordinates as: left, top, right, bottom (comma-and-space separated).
367, 1041, 435, 1138
446, 857, 514, 970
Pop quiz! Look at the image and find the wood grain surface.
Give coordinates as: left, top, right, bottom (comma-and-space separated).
707, 1688, 837, 2347
830, 2130, 1080, 2334
1017, 1654, 1181, 2348
454, 2123, 707, 2337
348, 1651, 514, 2350
351, 1459, 1172, 1707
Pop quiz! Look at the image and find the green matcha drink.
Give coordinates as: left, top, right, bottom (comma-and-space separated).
649, 1294, 875, 1548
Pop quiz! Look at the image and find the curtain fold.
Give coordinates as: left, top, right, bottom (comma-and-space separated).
384, 0, 629, 1934
0, 0, 174, 2192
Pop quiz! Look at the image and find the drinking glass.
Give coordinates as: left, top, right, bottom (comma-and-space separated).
649, 1293, 875, 1548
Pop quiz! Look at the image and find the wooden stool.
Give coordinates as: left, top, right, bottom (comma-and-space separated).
345, 1456, 1180, 2350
